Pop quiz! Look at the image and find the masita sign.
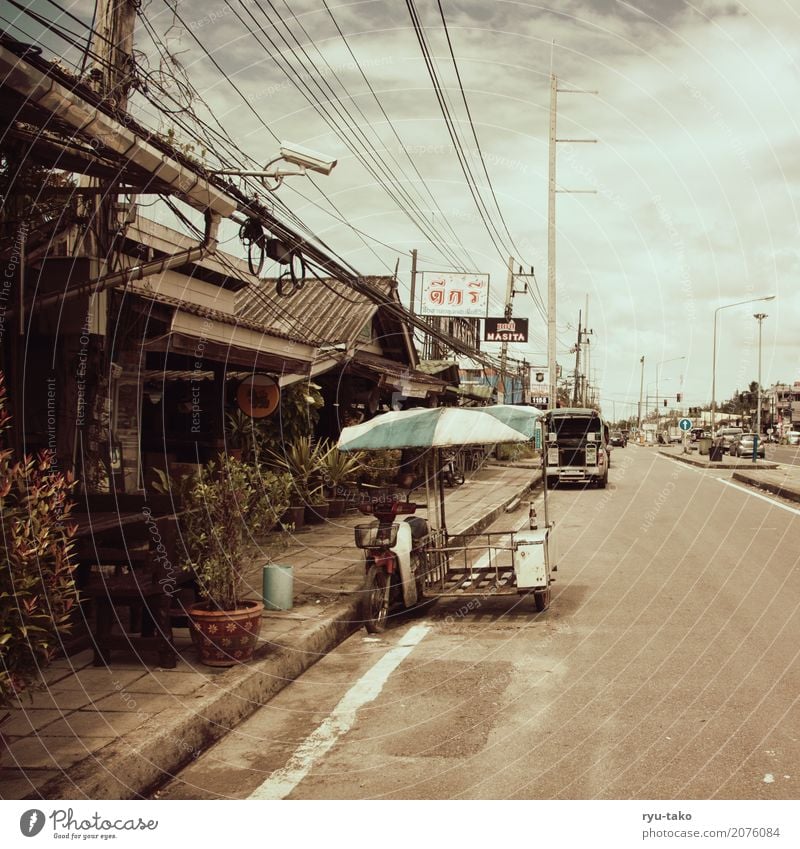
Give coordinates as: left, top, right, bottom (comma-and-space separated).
484, 317, 529, 343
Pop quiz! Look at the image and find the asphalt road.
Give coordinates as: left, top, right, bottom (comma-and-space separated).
764, 444, 800, 466
155, 447, 800, 800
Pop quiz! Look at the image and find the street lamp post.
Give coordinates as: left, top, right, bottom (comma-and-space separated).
753, 312, 768, 461
637, 355, 645, 432
711, 295, 776, 436
656, 356, 685, 432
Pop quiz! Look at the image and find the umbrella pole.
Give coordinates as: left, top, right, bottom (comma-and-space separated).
437, 448, 447, 537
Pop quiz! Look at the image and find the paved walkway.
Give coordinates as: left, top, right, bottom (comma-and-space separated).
0, 462, 538, 800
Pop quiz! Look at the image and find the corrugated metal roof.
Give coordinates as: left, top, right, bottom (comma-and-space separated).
236, 277, 396, 347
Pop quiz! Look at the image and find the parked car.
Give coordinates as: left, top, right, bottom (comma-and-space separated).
609, 430, 626, 447
716, 427, 744, 452
728, 433, 765, 458
785, 431, 800, 446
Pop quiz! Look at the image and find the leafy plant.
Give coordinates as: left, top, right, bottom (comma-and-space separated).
0, 374, 79, 709
264, 435, 329, 505
150, 467, 198, 503
318, 443, 365, 495
253, 383, 324, 459
358, 449, 402, 486
180, 457, 292, 611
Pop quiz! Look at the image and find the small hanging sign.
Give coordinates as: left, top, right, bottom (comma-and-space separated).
237, 374, 280, 418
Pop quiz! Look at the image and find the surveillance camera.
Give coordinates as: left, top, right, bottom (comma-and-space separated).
279, 141, 338, 175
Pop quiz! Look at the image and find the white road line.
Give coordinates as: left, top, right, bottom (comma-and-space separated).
715, 477, 800, 516
248, 623, 431, 800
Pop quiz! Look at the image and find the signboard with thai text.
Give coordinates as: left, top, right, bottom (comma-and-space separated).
419, 272, 490, 318
484, 317, 529, 343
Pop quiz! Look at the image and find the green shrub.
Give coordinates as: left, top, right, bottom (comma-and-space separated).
180, 457, 292, 611
0, 375, 79, 709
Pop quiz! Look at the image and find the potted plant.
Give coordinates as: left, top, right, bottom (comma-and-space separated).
266, 436, 329, 526
318, 442, 365, 517
180, 456, 292, 666
0, 374, 79, 741
224, 409, 263, 463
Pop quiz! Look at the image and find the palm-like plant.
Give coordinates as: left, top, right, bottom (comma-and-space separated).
266, 436, 329, 505
318, 443, 365, 497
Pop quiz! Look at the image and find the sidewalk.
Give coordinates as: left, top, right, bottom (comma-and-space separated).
657, 446, 800, 504
0, 462, 538, 801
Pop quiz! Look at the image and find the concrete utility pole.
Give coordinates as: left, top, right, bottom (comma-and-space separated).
754, 312, 767, 456
572, 309, 582, 406
77, 0, 138, 491
498, 255, 514, 404
547, 76, 557, 410
637, 355, 645, 430
546, 74, 597, 410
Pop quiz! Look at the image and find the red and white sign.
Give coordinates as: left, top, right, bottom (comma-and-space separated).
419, 272, 490, 318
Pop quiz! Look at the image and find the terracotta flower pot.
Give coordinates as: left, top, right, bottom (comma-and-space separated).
188, 600, 264, 667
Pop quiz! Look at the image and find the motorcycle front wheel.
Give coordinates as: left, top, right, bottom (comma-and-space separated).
362, 565, 390, 633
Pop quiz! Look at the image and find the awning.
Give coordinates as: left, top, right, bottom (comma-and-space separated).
144, 310, 318, 374
344, 351, 447, 400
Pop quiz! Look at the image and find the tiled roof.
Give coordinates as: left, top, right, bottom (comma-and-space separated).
235, 276, 396, 347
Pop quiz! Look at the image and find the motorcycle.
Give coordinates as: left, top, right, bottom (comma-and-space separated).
354, 488, 432, 633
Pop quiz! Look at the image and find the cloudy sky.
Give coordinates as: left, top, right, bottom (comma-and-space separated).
12, 0, 800, 417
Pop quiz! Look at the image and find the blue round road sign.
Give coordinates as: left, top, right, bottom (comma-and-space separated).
679, 418, 692, 431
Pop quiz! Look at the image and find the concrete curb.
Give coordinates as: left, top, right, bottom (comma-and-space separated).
657, 450, 779, 471
29, 598, 361, 800
731, 472, 800, 505
30, 470, 540, 800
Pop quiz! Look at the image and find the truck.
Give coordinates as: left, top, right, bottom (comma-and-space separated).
542, 408, 610, 489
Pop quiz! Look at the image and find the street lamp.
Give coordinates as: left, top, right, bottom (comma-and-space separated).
711, 295, 776, 436
637, 355, 645, 432
656, 356, 685, 422
215, 141, 338, 191
753, 312, 768, 461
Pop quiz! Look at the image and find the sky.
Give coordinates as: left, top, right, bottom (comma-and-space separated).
9, 0, 800, 419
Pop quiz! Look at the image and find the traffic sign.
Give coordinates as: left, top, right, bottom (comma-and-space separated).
679, 418, 692, 432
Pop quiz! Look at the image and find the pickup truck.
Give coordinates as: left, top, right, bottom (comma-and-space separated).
543, 408, 610, 489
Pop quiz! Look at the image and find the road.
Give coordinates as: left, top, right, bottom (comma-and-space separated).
155, 447, 800, 800
765, 444, 800, 466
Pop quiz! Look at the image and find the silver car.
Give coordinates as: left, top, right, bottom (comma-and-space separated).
728, 433, 765, 458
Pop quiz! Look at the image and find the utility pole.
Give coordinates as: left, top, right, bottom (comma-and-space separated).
582, 294, 592, 406
637, 355, 645, 431
77, 0, 138, 491
498, 256, 514, 404
572, 309, 582, 406
546, 73, 597, 411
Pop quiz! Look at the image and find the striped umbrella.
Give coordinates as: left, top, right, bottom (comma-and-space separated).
337, 404, 542, 451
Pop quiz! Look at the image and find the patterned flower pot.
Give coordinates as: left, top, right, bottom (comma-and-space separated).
188, 600, 264, 667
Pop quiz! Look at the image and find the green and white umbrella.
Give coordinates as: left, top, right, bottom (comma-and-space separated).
337, 404, 542, 452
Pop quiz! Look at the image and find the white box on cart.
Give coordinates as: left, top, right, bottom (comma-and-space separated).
514, 527, 555, 589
